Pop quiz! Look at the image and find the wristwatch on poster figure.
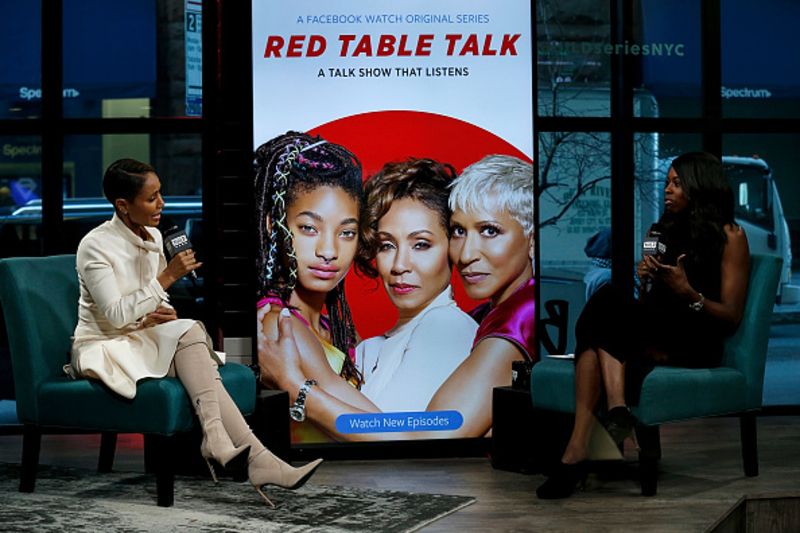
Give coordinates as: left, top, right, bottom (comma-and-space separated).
289, 379, 318, 422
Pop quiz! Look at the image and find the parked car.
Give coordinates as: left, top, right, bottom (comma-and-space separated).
1, 196, 202, 257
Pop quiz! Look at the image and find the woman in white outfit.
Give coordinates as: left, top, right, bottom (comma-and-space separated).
67, 158, 320, 506
354, 158, 477, 412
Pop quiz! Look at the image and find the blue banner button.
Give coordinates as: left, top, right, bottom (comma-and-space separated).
335, 410, 463, 434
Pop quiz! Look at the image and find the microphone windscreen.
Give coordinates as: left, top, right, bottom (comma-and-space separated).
164, 228, 193, 259
160, 216, 180, 237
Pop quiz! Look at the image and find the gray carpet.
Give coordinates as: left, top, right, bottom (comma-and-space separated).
0, 463, 475, 532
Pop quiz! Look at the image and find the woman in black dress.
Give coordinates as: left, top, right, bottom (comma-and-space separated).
537, 151, 751, 499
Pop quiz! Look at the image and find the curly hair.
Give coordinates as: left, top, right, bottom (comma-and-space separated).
254, 131, 363, 386
356, 158, 458, 279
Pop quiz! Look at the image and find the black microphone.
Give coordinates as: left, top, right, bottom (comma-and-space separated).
642, 223, 667, 294
162, 221, 200, 288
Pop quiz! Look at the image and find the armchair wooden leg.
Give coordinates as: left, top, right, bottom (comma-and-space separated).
144, 434, 176, 507
637, 425, 661, 496
98, 432, 118, 473
740, 412, 758, 477
20, 425, 42, 493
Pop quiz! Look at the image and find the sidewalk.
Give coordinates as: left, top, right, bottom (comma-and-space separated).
773, 300, 800, 324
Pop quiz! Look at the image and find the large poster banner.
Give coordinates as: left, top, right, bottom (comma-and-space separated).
253, 0, 534, 444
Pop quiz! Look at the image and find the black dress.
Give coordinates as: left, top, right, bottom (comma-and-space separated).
574, 218, 726, 404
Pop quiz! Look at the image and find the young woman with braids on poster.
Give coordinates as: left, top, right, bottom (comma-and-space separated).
254, 131, 377, 443
258, 154, 535, 441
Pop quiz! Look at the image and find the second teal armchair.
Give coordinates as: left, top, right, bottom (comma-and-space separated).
530, 254, 782, 495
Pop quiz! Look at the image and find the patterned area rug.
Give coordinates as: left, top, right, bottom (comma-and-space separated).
0, 463, 475, 532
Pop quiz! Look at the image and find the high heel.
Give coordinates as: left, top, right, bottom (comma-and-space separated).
536, 461, 588, 499
199, 421, 251, 483
196, 397, 251, 484
248, 448, 323, 507
605, 406, 639, 449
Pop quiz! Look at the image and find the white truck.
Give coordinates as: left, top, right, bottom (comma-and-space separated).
719, 156, 795, 303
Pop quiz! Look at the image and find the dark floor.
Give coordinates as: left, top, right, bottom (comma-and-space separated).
1, 415, 799, 532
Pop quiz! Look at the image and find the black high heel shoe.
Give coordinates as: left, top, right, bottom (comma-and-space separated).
605, 406, 639, 448
536, 461, 588, 499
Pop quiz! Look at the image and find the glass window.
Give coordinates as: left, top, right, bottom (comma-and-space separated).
0, 135, 43, 257
64, 132, 203, 242
0, 133, 202, 259
721, 0, 800, 119
539, 130, 611, 356
726, 161, 772, 232
0, 1, 42, 120
60, 0, 201, 119
537, 0, 611, 117
634, 0, 702, 118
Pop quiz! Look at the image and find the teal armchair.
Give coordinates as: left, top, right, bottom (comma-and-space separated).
0, 255, 257, 506
530, 254, 783, 495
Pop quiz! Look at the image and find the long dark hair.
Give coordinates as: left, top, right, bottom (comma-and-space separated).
254, 131, 363, 386
660, 151, 735, 269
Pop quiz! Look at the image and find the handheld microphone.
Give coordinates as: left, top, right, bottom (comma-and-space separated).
641, 223, 667, 294
162, 221, 200, 288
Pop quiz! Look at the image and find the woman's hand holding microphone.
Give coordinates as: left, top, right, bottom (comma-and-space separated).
638, 253, 696, 301
149, 249, 201, 327
158, 249, 201, 291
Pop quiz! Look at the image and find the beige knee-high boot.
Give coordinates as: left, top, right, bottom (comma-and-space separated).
173, 325, 250, 483
213, 378, 322, 507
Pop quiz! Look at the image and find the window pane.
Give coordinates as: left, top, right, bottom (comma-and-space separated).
721, 0, 800, 118
0, 133, 203, 259
0, 135, 43, 257
61, 0, 201, 119
635, 0, 702, 118
538, 131, 698, 357
537, 0, 611, 117
0, 1, 42, 119
538, 130, 611, 356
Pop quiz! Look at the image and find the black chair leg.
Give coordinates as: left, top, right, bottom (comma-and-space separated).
98, 432, 118, 473
144, 434, 176, 507
740, 412, 758, 477
20, 425, 42, 493
637, 425, 661, 496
